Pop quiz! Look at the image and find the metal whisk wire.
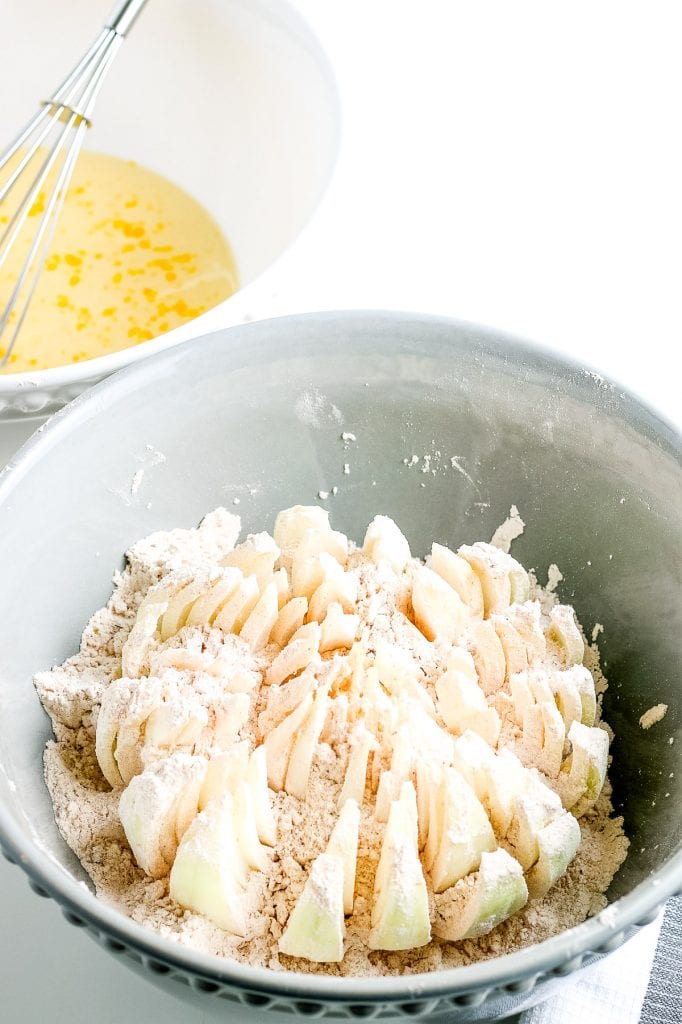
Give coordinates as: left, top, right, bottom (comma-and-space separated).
0, 0, 149, 370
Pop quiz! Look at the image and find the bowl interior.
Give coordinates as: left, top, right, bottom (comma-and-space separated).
2, 0, 338, 298
0, 313, 679, 962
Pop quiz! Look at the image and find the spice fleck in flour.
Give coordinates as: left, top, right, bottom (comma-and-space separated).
36, 506, 628, 975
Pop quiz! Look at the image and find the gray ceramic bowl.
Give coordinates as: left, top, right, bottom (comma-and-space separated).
0, 311, 680, 1023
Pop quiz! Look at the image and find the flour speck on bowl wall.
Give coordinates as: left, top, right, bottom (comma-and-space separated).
0, 313, 679, 1023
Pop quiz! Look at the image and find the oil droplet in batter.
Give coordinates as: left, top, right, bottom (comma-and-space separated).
0, 150, 238, 373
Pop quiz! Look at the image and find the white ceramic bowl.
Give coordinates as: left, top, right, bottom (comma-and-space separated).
0, 312, 680, 1022
0, 0, 339, 422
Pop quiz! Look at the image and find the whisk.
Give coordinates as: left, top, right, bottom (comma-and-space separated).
0, 0, 149, 370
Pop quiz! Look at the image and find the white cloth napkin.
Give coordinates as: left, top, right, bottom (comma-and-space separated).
519, 912, 665, 1024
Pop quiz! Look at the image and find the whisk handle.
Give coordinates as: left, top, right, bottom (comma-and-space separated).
105, 0, 149, 37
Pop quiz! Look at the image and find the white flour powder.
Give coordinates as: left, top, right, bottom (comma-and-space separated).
36, 511, 628, 976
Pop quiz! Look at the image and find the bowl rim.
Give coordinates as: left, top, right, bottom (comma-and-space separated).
0, 308, 680, 1003
0, 0, 341, 399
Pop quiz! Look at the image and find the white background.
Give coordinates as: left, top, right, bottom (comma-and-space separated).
1, 2, 680, 1022
259, 0, 682, 427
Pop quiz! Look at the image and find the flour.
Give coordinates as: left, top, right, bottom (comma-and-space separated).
639, 704, 668, 730
294, 390, 343, 427
449, 456, 478, 490
490, 505, 525, 553
546, 564, 564, 593
36, 510, 628, 977
400, 451, 479, 491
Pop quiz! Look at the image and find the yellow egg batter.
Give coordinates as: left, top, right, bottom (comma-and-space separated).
0, 150, 238, 373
